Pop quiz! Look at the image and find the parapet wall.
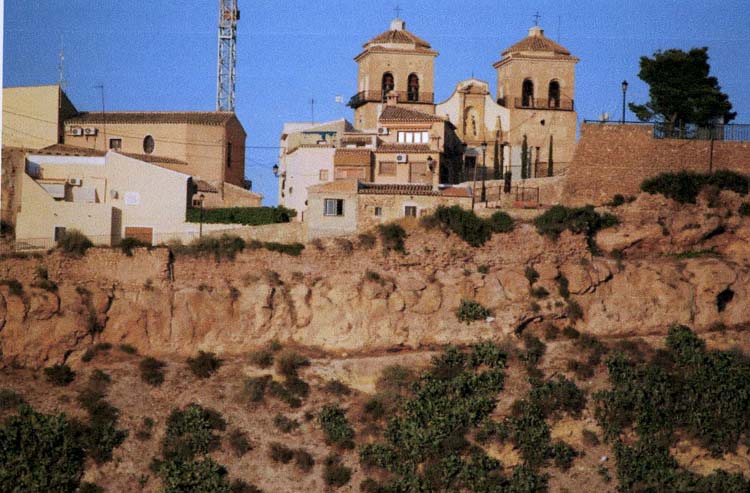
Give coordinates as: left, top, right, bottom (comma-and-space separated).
563, 123, 750, 206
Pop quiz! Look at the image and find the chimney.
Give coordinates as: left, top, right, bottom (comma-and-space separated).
386, 92, 398, 106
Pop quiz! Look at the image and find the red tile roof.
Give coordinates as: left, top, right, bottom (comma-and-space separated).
440, 187, 472, 198
358, 182, 435, 195
379, 106, 444, 122
365, 28, 432, 49
502, 30, 572, 56
121, 152, 186, 165
35, 144, 106, 157
194, 179, 218, 193
66, 111, 237, 126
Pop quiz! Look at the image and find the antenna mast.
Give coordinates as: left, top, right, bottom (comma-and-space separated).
58, 36, 67, 91
216, 0, 239, 112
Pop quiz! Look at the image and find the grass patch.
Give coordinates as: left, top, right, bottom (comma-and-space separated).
186, 351, 222, 378
57, 229, 93, 256
186, 206, 295, 225
456, 299, 490, 323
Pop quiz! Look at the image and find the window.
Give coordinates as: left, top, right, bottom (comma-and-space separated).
382, 72, 394, 99
407, 73, 419, 101
226, 143, 232, 168
397, 131, 430, 144
324, 198, 344, 216
522, 79, 534, 107
319, 169, 329, 181
548, 80, 561, 108
404, 206, 417, 217
54, 226, 66, 242
143, 135, 155, 154
374, 207, 382, 217
109, 138, 122, 150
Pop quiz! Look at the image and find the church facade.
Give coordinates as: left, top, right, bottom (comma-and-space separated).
277, 19, 578, 217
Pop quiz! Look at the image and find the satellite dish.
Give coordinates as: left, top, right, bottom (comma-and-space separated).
334, 95, 343, 104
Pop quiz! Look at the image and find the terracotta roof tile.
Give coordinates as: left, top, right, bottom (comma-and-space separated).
502, 29, 572, 56
358, 182, 437, 196
440, 187, 472, 198
121, 152, 187, 165
365, 28, 431, 49
308, 179, 359, 194
66, 112, 237, 126
379, 106, 444, 122
193, 179, 218, 193
35, 144, 107, 157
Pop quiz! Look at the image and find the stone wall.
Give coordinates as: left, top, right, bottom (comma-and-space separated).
563, 123, 750, 206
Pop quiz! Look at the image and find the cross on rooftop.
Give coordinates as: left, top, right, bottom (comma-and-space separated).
394, 5, 402, 18
533, 11, 541, 26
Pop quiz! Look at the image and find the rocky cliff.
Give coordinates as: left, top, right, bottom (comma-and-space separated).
2, 191, 749, 368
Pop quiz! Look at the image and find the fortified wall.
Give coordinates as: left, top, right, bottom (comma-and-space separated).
563, 123, 750, 206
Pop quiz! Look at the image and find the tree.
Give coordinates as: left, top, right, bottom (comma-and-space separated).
0, 405, 86, 492
521, 135, 529, 180
547, 136, 554, 178
629, 47, 735, 131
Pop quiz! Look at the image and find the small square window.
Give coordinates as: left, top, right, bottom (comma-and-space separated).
374, 207, 382, 217
54, 226, 67, 242
109, 138, 122, 150
404, 206, 417, 217
324, 198, 344, 216
319, 169, 329, 181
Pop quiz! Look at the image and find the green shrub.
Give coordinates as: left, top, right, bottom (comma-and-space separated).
376, 365, 415, 395
739, 203, 750, 217
268, 442, 293, 463
322, 454, 351, 487
524, 266, 539, 284
425, 205, 492, 247
488, 211, 515, 233
550, 441, 577, 470
74, 397, 128, 464
248, 349, 274, 368
456, 299, 490, 323
57, 229, 93, 256
187, 351, 222, 378
135, 416, 155, 441
565, 299, 584, 323
230, 479, 263, 493
227, 429, 251, 457
0, 279, 24, 297
259, 241, 304, 256
0, 406, 85, 492
140, 357, 166, 386
79, 481, 104, 493
607, 194, 626, 207
274, 414, 299, 433
477, 264, 489, 274
267, 381, 302, 408
120, 237, 149, 256
44, 364, 75, 386
324, 379, 352, 396
377, 223, 407, 254
319, 405, 355, 449
528, 376, 586, 418
0, 389, 26, 410
186, 206, 295, 225
293, 448, 315, 471
162, 404, 226, 462
119, 344, 137, 354
363, 397, 386, 420
641, 170, 749, 204
276, 350, 310, 378
357, 233, 376, 249
557, 274, 570, 299
530, 286, 549, 298
534, 205, 619, 240
159, 457, 230, 493
185, 235, 246, 261
520, 333, 547, 366
582, 429, 600, 447
242, 375, 271, 403
562, 326, 580, 339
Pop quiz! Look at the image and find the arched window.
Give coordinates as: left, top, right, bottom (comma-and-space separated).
143, 135, 155, 154
382, 72, 394, 100
522, 79, 534, 107
548, 80, 561, 108
407, 73, 419, 102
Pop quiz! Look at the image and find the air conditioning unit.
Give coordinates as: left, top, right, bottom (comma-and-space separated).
377, 127, 389, 135
68, 127, 83, 136
395, 154, 408, 163
83, 127, 98, 136
67, 178, 82, 186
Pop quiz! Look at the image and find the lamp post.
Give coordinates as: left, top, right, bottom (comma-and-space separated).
480, 141, 488, 205
621, 80, 628, 124
272, 163, 279, 177
198, 193, 205, 238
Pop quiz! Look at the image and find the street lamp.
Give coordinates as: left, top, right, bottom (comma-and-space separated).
198, 193, 206, 238
621, 80, 628, 124
272, 163, 279, 177
481, 141, 488, 205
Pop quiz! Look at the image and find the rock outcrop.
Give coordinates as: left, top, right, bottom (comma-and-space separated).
2, 192, 750, 368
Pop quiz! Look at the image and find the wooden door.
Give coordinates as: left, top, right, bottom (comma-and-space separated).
124, 226, 153, 245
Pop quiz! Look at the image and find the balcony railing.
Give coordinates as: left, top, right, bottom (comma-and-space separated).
514, 97, 574, 111
653, 122, 750, 142
347, 90, 434, 108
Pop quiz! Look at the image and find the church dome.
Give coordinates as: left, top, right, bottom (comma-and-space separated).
502, 26, 572, 57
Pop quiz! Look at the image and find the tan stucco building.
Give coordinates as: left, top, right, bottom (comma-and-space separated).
2, 85, 77, 149
15, 145, 202, 247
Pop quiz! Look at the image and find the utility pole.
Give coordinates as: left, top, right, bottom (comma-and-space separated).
217, 0, 239, 112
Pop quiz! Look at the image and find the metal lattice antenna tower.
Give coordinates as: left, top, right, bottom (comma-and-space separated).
216, 0, 239, 112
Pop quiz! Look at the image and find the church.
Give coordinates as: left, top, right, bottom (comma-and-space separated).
278, 17, 579, 219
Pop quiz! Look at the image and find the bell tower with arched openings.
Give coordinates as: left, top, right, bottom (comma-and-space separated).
493, 25, 579, 175
347, 18, 438, 130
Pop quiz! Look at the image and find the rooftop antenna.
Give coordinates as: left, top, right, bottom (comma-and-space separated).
310, 98, 316, 125
216, 0, 239, 112
58, 35, 67, 92
533, 11, 541, 26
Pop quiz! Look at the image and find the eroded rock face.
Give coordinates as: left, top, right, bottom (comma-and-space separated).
3, 193, 750, 368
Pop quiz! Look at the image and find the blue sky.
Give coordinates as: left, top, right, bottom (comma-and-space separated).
4, 0, 749, 205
